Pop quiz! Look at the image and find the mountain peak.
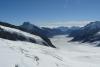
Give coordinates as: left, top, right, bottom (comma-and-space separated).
82, 21, 100, 30
23, 22, 30, 25
21, 22, 40, 32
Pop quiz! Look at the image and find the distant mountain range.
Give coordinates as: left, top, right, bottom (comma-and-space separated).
18, 21, 100, 46
20, 22, 70, 38
68, 21, 100, 46
20, 22, 81, 38
1, 21, 100, 46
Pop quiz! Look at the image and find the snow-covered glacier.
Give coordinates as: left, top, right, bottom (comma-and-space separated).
1, 23, 100, 67
0, 38, 66, 67
1, 35, 100, 67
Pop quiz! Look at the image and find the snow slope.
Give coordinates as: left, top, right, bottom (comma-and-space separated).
51, 35, 100, 67
0, 38, 67, 67
0, 25, 42, 40
1, 35, 100, 67
0, 25, 53, 47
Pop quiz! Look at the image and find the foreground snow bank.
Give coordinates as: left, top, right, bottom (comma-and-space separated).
0, 38, 67, 67
1, 35, 100, 67
0, 41, 21, 67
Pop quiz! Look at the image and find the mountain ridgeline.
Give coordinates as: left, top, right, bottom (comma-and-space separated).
0, 21, 56, 48
1, 21, 100, 47
68, 21, 100, 46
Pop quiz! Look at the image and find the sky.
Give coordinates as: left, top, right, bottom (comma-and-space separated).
0, 0, 100, 26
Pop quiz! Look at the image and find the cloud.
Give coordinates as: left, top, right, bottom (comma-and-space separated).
39, 20, 93, 28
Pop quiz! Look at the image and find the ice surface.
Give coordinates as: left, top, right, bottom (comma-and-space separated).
1, 35, 100, 67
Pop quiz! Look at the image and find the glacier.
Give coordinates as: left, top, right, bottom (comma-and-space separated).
0, 22, 100, 67
1, 35, 100, 67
